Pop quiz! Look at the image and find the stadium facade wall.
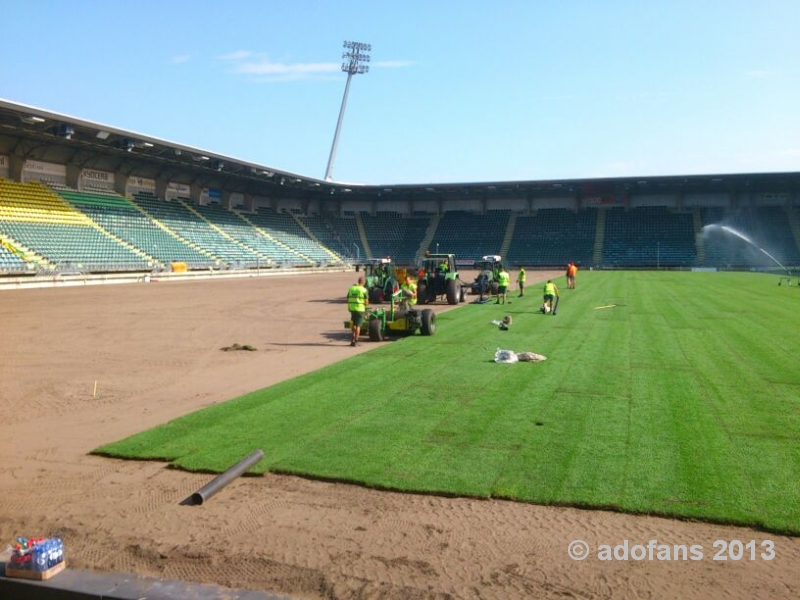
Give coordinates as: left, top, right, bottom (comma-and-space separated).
629, 194, 677, 208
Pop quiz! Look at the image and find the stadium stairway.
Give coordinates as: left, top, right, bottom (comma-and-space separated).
0, 234, 36, 271
354, 212, 373, 259
289, 212, 342, 263
235, 210, 315, 265
0, 180, 149, 271
416, 213, 440, 263
499, 213, 517, 259
693, 207, 706, 264
297, 213, 348, 258
127, 193, 218, 266
179, 200, 274, 264
57, 190, 157, 266
592, 207, 606, 265
0, 231, 42, 268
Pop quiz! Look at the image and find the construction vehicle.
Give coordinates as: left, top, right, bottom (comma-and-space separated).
415, 253, 466, 305
355, 257, 399, 304
470, 255, 502, 296
344, 289, 437, 341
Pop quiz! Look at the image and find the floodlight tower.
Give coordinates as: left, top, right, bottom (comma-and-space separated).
324, 40, 371, 181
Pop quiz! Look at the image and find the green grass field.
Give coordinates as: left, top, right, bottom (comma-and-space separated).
94, 271, 800, 534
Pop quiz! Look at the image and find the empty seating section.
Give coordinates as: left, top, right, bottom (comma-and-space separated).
0, 243, 28, 271
245, 208, 332, 264
329, 216, 362, 259
2, 175, 797, 276
431, 210, 510, 259
132, 193, 261, 265
190, 203, 302, 264
0, 180, 148, 271
602, 206, 696, 267
507, 209, 596, 267
700, 207, 800, 268
360, 212, 430, 264
59, 190, 213, 268
297, 214, 348, 257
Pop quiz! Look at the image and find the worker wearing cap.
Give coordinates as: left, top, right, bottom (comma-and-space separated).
347, 276, 369, 347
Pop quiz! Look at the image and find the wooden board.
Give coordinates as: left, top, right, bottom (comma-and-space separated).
5, 560, 66, 581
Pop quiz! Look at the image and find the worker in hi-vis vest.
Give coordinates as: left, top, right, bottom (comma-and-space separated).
347, 276, 369, 347
496, 266, 510, 305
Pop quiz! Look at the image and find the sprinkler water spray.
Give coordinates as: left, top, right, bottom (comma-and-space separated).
701, 224, 791, 275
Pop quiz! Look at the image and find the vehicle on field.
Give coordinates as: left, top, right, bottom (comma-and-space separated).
415, 253, 466, 305
354, 257, 399, 304
344, 289, 437, 341
470, 254, 503, 296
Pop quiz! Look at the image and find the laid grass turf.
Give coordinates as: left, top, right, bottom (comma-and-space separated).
94, 271, 800, 534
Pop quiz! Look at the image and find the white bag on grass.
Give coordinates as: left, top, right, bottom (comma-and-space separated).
494, 348, 518, 364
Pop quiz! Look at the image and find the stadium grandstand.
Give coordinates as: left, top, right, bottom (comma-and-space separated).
1, 98, 799, 279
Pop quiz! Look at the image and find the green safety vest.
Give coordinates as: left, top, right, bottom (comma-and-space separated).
347, 285, 367, 312
401, 282, 417, 305
498, 271, 510, 286
517, 269, 526, 282
544, 282, 557, 296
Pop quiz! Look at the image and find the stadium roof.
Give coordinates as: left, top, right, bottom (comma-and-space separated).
2, 98, 799, 202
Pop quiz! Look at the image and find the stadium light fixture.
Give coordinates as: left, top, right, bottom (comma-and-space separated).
213, 160, 224, 171
324, 40, 371, 181
96, 130, 110, 140
122, 139, 153, 152
20, 115, 46, 125
55, 124, 75, 139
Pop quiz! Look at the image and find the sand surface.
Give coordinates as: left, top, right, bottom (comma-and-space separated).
1, 270, 798, 599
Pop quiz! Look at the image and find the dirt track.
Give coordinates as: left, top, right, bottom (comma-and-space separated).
1, 270, 798, 599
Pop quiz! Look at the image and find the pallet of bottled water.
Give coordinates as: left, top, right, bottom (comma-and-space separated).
6, 536, 66, 580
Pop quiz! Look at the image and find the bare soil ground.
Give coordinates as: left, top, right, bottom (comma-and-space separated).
0, 270, 797, 599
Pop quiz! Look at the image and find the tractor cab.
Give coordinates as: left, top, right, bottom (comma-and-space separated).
355, 257, 399, 304
416, 253, 464, 305
471, 254, 502, 296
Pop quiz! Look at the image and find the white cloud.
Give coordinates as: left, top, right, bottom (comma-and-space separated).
170, 54, 191, 64
235, 60, 341, 77
220, 52, 413, 82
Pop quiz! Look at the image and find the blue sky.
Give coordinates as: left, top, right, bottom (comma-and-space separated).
2, 1, 799, 185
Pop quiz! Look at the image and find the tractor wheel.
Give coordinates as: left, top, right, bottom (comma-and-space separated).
489, 281, 499, 296
417, 280, 429, 305
459, 285, 467, 303
369, 287, 383, 304
368, 318, 384, 342
446, 279, 458, 305
420, 309, 436, 335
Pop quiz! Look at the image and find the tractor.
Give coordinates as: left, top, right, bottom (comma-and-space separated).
344, 289, 437, 341
415, 253, 466, 305
470, 254, 502, 296
355, 258, 399, 304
